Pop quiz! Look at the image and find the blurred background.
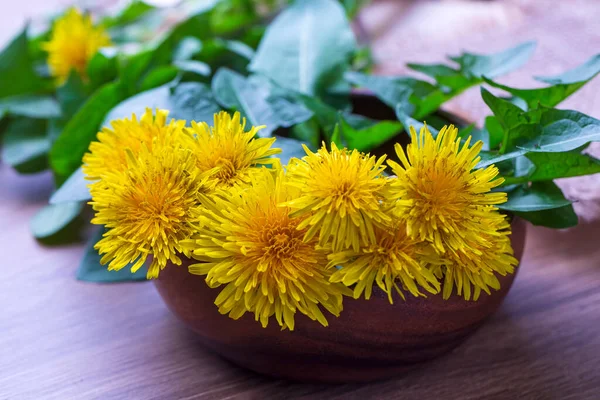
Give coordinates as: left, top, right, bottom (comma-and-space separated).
3, 0, 600, 219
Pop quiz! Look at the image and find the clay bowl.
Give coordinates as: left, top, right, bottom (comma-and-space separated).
155, 94, 526, 383
155, 218, 526, 383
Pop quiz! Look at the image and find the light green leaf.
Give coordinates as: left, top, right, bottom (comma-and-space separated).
277, 136, 308, 165
50, 167, 91, 204
535, 54, 600, 85
476, 149, 527, 169
212, 68, 313, 136
0, 95, 60, 119
0, 28, 48, 98
173, 37, 203, 61
499, 181, 571, 212
170, 82, 221, 123
50, 82, 126, 183
103, 85, 170, 125
30, 201, 83, 239
451, 41, 536, 79
174, 60, 211, 76
1, 118, 49, 172
77, 228, 147, 283
249, 0, 356, 95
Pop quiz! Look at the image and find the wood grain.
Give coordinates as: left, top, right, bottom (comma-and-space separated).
1, 0, 600, 398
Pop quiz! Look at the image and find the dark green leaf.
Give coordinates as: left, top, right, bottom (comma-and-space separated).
290, 118, 320, 149
524, 151, 600, 182
407, 63, 472, 91
249, 0, 356, 95
484, 77, 588, 110
0, 28, 48, 98
139, 66, 178, 91
345, 71, 413, 110
1, 118, 49, 172
50, 82, 126, 182
518, 109, 600, 153
30, 201, 83, 239
57, 71, 88, 119
87, 51, 118, 90
514, 204, 578, 229
451, 41, 536, 79
77, 228, 147, 283
484, 116, 504, 149
499, 181, 571, 212
50, 167, 91, 204
339, 117, 402, 152
118, 50, 153, 96
0, 95, 60, 119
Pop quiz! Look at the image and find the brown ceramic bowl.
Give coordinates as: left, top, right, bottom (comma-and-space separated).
155, 218, 526, 383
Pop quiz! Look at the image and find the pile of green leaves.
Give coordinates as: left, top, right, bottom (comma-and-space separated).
2, 0, 600, 281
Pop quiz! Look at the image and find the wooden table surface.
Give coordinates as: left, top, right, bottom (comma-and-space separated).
2, 1, 600, 399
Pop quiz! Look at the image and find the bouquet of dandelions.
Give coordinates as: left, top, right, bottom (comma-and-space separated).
84, 108, 515, 331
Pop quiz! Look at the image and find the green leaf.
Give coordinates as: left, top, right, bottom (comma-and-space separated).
170, 82, 221, 123
339, 117, 402, 152
524, 151, 600, 182
249, 0, 356, 95
30, 201, 83, 239
407, 63, 473, 91
174, 60, 211, 77
77, 228, 147, 283
0, 28, 48, 98
50, 82, 126, 182
0, 95, 60, 119
484, 116, 504, 149
212, 69, 313, 136
345, 72, 413, 111
451, 41, 536, 79
87, 51, 118, 90
173, 37, 203, 62
481, 87, 531, 152
518, 109, 600, 153
395, 105, 439, 136
118, 50, 153, 96
103, 0, 156, 28
499, 181, 571, 212
56, 71, 88, 119
290, 118, 320, 148
1, 117, 49, 172
139, 66, 178, 92
103, 85, 170, 124
277, 136, 309, 165
484, 76, 590, 110
514, 204, 578, 229
50, 167, 91, 204
535, 54, 600, 85
476, 149, 527, 169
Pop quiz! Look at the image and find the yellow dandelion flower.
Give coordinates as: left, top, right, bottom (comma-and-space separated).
328, 222, 441, 304
283, 143, 390, 252
86, 111, 214, 279
43, 8, 111, 82
187, 111, 281, 188
431, 215, 518, 301
388, 124, 507, 254
183, 169, 348, 331
83, 108, 193, 181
